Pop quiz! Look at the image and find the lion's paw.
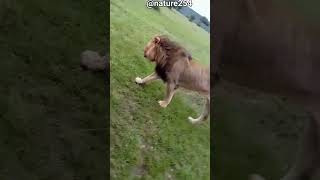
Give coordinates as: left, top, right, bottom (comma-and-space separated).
188, 116, 201, 124
135, 77, 143, 84
158, 100, 168, 108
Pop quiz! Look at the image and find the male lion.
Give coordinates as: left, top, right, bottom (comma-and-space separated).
135, 35, 210, 123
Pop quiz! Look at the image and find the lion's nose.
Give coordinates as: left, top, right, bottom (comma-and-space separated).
144, 53, 147, 58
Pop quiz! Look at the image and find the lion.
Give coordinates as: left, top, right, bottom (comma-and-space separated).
135, 35, 210, 123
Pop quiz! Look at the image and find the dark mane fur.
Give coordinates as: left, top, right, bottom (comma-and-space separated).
153, 35, 192, 82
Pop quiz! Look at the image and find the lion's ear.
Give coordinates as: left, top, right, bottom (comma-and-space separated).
154, 36, 161, 44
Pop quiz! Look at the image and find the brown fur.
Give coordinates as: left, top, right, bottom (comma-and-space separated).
137, 35, 210, 123
213, 0, 320, 179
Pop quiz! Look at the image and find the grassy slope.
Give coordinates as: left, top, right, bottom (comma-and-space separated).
110, 0, 210, 179
0, 0, 107, 179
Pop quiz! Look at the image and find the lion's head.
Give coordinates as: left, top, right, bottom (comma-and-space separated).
143, 35, 192, 64
143, 35, 192, 81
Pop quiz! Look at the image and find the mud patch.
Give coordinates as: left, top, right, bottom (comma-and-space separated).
131, 137, 150, 178
132, 164, 148, 177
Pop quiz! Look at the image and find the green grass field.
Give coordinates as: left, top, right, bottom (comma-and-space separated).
110, 0, 210, 179
0, 0, 108, 179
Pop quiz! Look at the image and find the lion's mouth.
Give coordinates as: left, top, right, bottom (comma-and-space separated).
143, 55, 155, 62
146, 57, 155, 62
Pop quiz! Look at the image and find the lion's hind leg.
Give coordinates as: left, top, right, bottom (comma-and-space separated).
188, 97, 210, 124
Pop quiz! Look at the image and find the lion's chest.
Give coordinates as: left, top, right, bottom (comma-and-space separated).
155, 64, 169, 82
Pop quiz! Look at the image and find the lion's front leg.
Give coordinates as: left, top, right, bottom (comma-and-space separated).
158, 83, 176, 108
135, 72, 159, 85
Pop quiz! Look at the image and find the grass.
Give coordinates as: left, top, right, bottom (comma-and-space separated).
110, 0, 210, 179
0, 0, 108, 179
